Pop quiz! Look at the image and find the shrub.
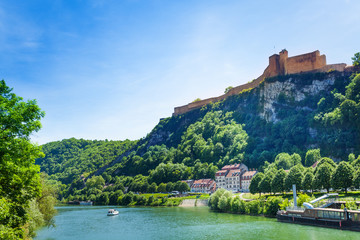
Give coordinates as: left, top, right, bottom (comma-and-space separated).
297, 193, 311, 207
209, 188, 226, 210
230, 196, 246, 214
120, 192, 134, 205
246, 200, 262, 215
264, 197, 283, 217
218, 195, 230, 212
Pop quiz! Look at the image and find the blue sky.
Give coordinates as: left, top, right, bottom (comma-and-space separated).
0, 0, 359, 144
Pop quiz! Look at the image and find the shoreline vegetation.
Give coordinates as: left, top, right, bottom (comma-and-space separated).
209, 189, 360, 218
0, 80, 57, 240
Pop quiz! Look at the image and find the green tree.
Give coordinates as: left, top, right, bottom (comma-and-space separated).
249, 173, 264, 196
274, 153, 293, 170
218, 195, 230, 212
314, 163, 334, 192
316, 157, 336, 170
224, 86, 233, 94
178, 182, 190, 193
259, 173, 272, 194
352, 52, 360, 66
86, 176, 105, 190
209, 188, 226, 210
157, 183, 167, 193
264, 197, 283, 216
166, 182, 174, 192
147, 182, 157, 193
353, 169, 360, 189
331, 161, 354, 193
271, 169, 287, 194
284, 164, 304, 191
305, 149, 321, 167
0, 80, 45, 239
302, 171, 314, 193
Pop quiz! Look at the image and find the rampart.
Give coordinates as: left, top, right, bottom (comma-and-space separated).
173, 50, 347, 116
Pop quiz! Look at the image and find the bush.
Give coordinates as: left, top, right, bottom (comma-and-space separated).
230, 196, 246, 214
209, 188, 226, 210
120, 192, 134, 205
264, 197, 283, 217
246, 200, 262, 215
218, 195, 230, 211
296, 193, 311, 207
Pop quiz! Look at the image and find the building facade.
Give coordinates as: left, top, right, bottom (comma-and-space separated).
190, 179, 216, 193
240, 171, 257, 192
215, 163, 250, 192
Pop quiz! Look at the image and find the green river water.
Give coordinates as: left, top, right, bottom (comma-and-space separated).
35, 206, 359, 240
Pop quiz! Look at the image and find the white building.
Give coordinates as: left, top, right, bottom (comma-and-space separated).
215, 163, 249, 192
240, 171, 257, 192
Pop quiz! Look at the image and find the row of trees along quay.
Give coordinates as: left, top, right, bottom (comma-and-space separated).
250, 150, 360, 195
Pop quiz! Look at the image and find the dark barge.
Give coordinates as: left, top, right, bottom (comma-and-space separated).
277, 207, 360, 231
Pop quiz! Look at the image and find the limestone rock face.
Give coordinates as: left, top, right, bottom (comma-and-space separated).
259, 76, 335, 122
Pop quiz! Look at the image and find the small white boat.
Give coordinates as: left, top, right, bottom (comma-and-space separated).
107, 209, 119, 216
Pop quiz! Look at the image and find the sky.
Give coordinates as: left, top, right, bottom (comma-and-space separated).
0, 0, 359, 145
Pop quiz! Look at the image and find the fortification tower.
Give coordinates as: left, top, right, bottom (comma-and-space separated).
268, 54, 281, 77
279, 49, 288, 74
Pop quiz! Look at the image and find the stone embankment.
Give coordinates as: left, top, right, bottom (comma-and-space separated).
179, 199, 209, 207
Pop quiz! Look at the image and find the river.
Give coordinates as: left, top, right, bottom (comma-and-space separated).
35, 206, 359, 240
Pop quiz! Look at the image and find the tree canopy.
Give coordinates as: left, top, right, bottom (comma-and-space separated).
0, 80, 51, 239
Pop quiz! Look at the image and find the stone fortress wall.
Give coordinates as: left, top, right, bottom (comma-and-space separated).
173, 50, 348, 116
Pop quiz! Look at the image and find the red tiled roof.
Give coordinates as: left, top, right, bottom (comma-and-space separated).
226, 169, 241, 177
222, 163, 241, 170
215, 170, 228, 176
241, 171, 257, 177
192, 179, 215, 188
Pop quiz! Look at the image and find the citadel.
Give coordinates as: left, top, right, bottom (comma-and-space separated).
173, 50, 353, 116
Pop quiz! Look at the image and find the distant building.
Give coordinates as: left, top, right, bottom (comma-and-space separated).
240, 171, 257, 192
215, 163, 249, 192
190, 179, 216, 193
215, 170, 228, 189
182, 180, 194, 189
225, 169, 242, 192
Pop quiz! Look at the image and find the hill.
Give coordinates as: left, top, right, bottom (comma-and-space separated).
37, 58, 360, 203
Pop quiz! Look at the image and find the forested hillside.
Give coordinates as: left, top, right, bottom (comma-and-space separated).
37, 69, 360, 204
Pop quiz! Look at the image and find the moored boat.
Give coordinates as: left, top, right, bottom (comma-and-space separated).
277, 207, 360, 231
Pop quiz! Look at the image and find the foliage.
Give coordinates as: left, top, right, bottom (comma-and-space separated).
259, 173, 272, 194
331, 161, 354, 193
264, 197, 283, 217
245, 200, 262, 215
284, 164, 304, 191
271, 169, 287, 194
352, 52, 360, 66
249, 172, 264, 195
224, 86, 233, 94
354, 169, 360, 189
209, 188, 226, 210
149, 163, 191, 184
37, 138, 137, 184
305, 149, 321, 167
302, 171, 314, 192
230, 196, 246, 214
0, 79, 51, 239
297, 193, 311, 207
314, 163, 334, 192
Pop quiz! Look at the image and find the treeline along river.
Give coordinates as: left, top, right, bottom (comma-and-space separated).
35, 206, 360, 240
